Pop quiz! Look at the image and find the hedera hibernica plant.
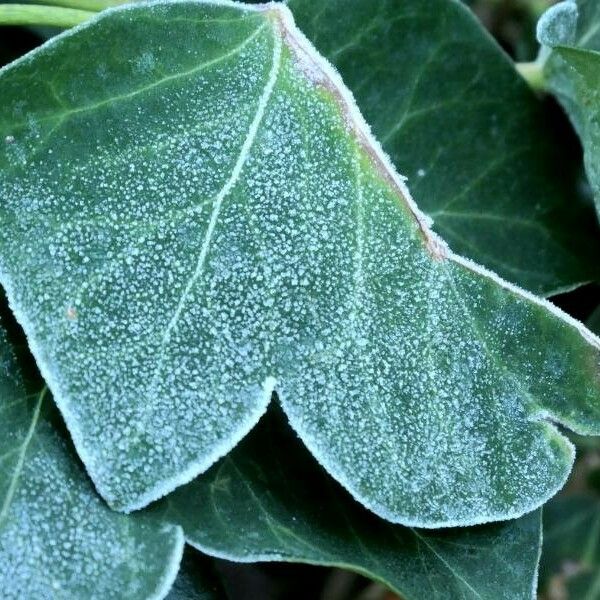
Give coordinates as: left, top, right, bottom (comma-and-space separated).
0, 0, 599, 529
285, 0, 600, 296
0, 294, 544, 599
537, 306, 600, 599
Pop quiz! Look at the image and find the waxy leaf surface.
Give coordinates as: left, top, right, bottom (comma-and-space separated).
539, 0, 600, 219
282, 0, 600, 295
537, 311, 600, 599
0, 0, 599, 526
160, 408, 543, 600
0, 320, 184, 599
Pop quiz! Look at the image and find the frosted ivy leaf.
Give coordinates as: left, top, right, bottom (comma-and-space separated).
0, 320, 184, 599
0, 0, 599, 527
285, 0, 600, 297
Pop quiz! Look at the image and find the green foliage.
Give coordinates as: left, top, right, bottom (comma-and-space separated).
0, 0, 598, 598
0, 0, 599, 530
159, 407, 543, 599
287, 0, 600, 295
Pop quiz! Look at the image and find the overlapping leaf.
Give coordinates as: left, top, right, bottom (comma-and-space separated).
0, 318, 184, 599
159, 407, 543, 600
538, 305, 600, 600
0, 0, 599, 527
538, 0, 600, 219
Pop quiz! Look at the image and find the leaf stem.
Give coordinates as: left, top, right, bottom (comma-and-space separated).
17, 0, 126, 12
0, 3, 94, 27
515, 61, 546, 92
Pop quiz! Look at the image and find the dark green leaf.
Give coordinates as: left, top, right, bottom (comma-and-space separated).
0, 0, 599, 526
160, 407, 542, 600
540, 495, 600, 599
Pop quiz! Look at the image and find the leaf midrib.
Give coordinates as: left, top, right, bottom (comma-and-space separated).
140, 18, 283, 428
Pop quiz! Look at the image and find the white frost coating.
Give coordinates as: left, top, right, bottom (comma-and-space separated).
451, 253, 600, 351
0, 0, 281, 513
150, 527, 186, 600
260, 1, 597, 527
0, 331, 186, 599
0, 1, 265, 79
154, 26, 282, 359
270, 3, 449, 260
127, 376, 277, 512
531, 512, 543, 600
537, 1, 579, 47
278, 389, 576, 528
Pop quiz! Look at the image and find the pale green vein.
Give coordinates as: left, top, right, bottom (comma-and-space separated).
0, 387, 46, 526
4, 19, 267, 132
413, 531, 483, 600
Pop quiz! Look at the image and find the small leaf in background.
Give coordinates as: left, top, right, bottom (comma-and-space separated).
0, 1, 599, 526
537, 0, 579, 46
539, 0, 600, 219
285, 0, 600, 296
159, 407, 542, 600
0, 319, 185, 599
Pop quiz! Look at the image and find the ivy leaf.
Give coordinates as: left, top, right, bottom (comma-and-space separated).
0, 321, 184, 599
0, 0, 599, 526
159, 407, 543, 600
537, 308, 600, 598
538, 0, 600, 218
282, 0, 600, 296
